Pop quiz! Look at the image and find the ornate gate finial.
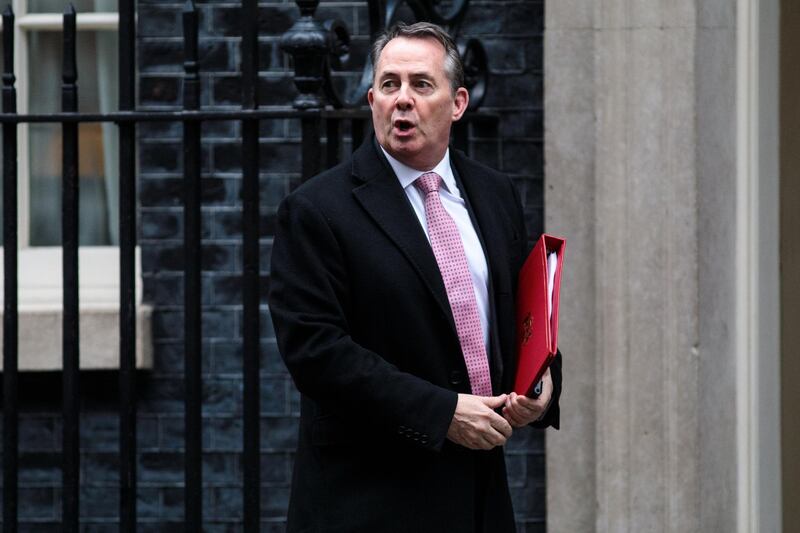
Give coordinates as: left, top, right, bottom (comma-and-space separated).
280, 0, 329, 110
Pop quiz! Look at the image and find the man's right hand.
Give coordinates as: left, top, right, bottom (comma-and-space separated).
446, 394, 513, 450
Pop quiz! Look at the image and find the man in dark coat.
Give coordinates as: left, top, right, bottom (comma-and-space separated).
268, 21, 562, 533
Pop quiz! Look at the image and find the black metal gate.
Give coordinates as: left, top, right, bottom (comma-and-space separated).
0, 0, 496, 530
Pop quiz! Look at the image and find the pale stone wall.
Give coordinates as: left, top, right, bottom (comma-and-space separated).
695, 1, 738, 530
543, 4, 596, 532
545, 0, 738, 530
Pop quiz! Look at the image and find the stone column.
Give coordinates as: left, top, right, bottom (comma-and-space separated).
543, 2, 596, 532
545, 0, 738, 531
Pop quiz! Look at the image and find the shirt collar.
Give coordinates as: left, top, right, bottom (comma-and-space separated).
379, 145, 457, 195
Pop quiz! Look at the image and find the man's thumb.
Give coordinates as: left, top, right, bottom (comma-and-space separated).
480, 394, 507, 408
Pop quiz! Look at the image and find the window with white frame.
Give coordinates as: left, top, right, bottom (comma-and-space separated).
0, 0, 151, 370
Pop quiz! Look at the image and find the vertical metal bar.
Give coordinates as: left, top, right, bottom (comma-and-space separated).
301, 117, 321, 181
326, 118, 340, 169
2, 7, 19, 533
240, 0, 261, 529
61, 5, 80, 532
117, 0, 137, 528
351, 118, 364, 153
182, 2, 202, 530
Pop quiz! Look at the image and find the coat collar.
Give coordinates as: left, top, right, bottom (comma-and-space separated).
350, 138, 511, 357
351, 139, 458, 337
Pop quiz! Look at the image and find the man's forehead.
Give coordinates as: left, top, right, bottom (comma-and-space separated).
377, 68, 435, 78
376, 36, 446, 72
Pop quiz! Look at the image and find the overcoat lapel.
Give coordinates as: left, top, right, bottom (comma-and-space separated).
350, 141, 459, 338
451, 150, 512, 391
451, 150, 512, 309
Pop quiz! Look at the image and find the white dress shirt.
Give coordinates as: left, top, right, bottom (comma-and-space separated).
380, 146, 491, 351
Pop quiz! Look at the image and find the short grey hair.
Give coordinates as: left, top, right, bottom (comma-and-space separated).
370, 22, 465, 94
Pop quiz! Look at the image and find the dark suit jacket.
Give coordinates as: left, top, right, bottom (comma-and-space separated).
268, 138, 562, 533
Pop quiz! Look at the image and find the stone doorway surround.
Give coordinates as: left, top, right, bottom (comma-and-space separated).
543, 0, 783, 531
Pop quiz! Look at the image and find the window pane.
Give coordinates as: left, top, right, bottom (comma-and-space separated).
29, 123, 114, 246
27, 30, 119, 246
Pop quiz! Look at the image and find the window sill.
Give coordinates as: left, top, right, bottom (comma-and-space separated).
0, 247, 153, 371
0, 304, 153, 371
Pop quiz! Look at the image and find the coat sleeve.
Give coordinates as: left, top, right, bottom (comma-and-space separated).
530, 351, 562, 430
268, 191, 459, 452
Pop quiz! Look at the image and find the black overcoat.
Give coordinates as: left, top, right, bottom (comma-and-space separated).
268, 138, 562, 533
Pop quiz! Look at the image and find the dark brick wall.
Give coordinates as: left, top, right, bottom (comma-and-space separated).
2, 1, 545, 531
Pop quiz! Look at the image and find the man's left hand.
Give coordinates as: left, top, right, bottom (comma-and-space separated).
502, 367, 553, 427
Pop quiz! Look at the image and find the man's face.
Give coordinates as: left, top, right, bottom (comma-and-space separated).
368, 36, 469, 170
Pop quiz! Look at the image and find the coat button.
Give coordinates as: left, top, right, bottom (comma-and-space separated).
449, 370, 464, 386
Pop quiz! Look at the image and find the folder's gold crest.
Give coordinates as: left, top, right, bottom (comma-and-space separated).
522, 313, 532, 344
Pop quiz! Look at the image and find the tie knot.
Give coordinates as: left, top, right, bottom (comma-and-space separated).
414, 172, 442, 195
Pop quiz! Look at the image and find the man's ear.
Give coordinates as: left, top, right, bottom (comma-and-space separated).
367, 87, 374, 108
452, 87, 469, 121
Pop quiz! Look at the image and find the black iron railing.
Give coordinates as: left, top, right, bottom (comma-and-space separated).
1, 7, 18, 531
0, 0, 493, 530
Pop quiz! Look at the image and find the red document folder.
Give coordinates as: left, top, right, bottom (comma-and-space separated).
513, 234, 565, 396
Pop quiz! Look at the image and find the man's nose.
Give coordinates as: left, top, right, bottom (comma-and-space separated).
395, 84, 413, 110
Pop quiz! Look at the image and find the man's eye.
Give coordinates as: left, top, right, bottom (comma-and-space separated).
415, 80, 432, 89
381, 80, 398, 90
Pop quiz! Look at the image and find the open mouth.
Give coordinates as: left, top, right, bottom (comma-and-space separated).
393, 118, 415, 133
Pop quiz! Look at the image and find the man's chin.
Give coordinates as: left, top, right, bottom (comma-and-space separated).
388, 135, 417, 147
385, 139, 416, 154
386, 143, 422, 163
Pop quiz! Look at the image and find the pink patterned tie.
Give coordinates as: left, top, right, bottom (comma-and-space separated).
415, 172, 492, 396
